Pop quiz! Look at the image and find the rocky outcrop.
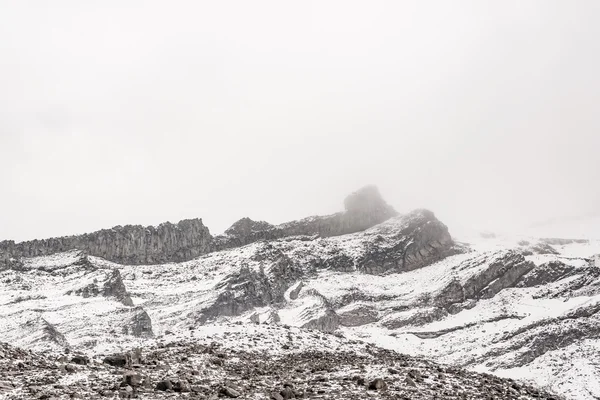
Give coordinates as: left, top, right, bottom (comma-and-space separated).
103, 269, 134, 306
289, 281, 304, 300
2, 186, 398, 267
213, 185, 398, 251
68, 269, 134, 306
220, 218, 276, 248
358, 209, 457, 274
22, 317, 69, 349
338, 304, 379, 327
194, 251, 303, 324
0, 219, 212, 265
383, 307, 448, 329
516, 261, 575, 288
279, 185, 397, 237
461, 251, 534, 300
120, 308, 154, 338
480, 302, 600, 369
194, 210, 457, 329
301, 309, 340, 333
520, 242, 559, 256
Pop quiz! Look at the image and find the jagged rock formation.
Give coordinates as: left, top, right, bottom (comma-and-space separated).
355, 209, 456, 274
69, 268, 134, 306
191, 209, 456, 326
213, 185, 398, 251
120, 307, 154, 337
0, 218, 212, 266
1, 186, 397, 267
102, 269, 134, 306
218, 218, 276, 248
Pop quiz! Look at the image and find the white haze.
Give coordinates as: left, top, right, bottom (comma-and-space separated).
1, 1, 599, 242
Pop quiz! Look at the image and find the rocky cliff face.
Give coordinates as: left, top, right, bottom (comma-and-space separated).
1, 186, 397, 267
0, 219, 212, 266
356, 209, 456, 274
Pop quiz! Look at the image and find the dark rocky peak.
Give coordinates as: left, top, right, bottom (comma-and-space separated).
214, 185, 398, 251
224, 218, 275, 237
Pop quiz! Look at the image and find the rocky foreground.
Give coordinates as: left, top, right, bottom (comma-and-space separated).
0, 324, 561, 400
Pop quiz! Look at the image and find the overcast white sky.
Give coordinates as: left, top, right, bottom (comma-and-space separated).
1, 1, 599, 241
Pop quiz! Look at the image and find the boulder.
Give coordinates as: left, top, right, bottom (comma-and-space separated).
368, 378, 387, 390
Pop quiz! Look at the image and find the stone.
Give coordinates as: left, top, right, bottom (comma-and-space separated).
70, 355, 89, 365
104, 354, 130, 368
249, 312, 260, 324
280, 386, 295, 399
64, 364, 76, 373
173, 379, 191, 393
368, 378, 387, 390
221, 386, 241, 398
123, 371, 143, 387
120, 307, 154, 337
155, 379, 173, 391
103, 269, 134, 306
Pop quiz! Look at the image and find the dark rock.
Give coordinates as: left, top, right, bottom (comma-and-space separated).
516, 261, 575, 288
104, 353, 132, 368
70, 355, 89, 365
103, 269, 134, 306
249, 312, 260, 324
155, 379, 173, 391
120, 307, 154, 337
280, 386, 295, 399
357, 209, 457, 275
173, 379, 191, 393
123, 371, 143, 387
220, 386, 241, 398
289, 282, 304, 300
368, 378, 387, 390
64, 364, 76, 373
338, 304, 379, 327
301, 308, 340, 333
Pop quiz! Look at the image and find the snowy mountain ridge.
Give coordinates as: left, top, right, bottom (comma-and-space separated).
1, 186, 599, 399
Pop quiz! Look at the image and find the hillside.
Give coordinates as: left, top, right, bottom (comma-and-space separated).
1, 187, 598, 399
